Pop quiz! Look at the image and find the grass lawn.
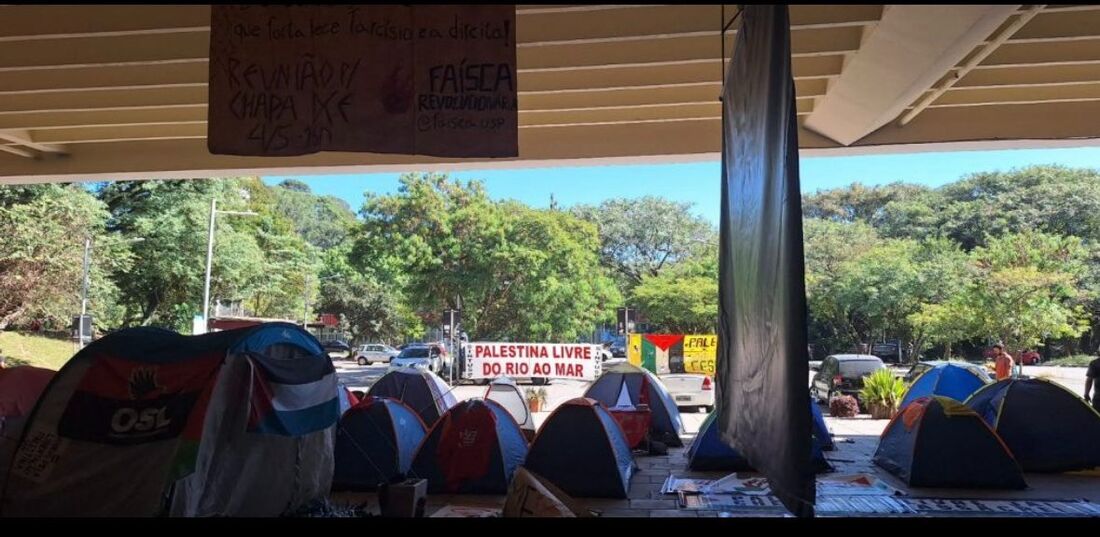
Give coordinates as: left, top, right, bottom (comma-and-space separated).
1044, 355, 1095, 367
0, 331, 77, 370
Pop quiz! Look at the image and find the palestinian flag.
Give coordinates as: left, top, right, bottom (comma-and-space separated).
247, 353, 339, 436
639, 334, 686, 374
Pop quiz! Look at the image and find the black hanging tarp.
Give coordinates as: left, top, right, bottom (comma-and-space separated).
716, 5, 815, 517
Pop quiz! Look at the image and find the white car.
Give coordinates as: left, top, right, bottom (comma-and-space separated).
388, 344, 451, 375
354, 343, 399, 365
661, 373, 715, 413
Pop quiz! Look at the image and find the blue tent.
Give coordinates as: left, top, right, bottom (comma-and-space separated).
966, 378, 1100, 473
583, 362, 684, 447
333, 396, 427, 491
525, 398, 635, 498
409, 399, 528, 494
900, 362, 989, 409
689, 397, 833, 472
874, 396, 1026, 489
367, 369, 457, 428
810, 398, 834, 451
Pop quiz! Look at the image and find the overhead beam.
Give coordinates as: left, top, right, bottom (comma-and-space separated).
0, 129, 67, 154
803, 4, 1020, 146
900, 5, 1045, 126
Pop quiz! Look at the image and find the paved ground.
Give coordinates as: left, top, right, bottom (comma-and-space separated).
333, 362, 1099, 517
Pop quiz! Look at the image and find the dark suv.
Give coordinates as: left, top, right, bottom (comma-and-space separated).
811, 354, 886, 404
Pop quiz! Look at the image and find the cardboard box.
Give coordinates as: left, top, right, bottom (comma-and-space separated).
380, 478, 427, 518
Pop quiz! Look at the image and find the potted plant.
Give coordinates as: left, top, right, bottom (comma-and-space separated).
860, 368, 907, 419
525, 387, 548, 413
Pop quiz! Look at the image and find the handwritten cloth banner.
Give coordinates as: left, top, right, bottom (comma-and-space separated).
207, 5, 518, 158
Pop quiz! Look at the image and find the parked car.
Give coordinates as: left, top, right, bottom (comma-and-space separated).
810, 354, 886, 405
597, 343, 614, 362
607, 337, 626, 358
323, 340, 351, 354
903, 360, 992, 384
388, 343, 451, 376
663, 373, 714, 413
353, 343, 399, 366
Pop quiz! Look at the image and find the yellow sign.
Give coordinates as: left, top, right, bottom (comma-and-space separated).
627, 334, 643, 367
682, 334, 717, 375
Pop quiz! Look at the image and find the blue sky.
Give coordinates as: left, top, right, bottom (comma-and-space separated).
264, 146, 1100, 225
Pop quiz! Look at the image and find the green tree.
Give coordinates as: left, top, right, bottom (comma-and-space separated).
0, 184, 131, 331
571, 196, 716, 293
271, 178, 357, 250
352, 173, 620, 341
630, 253, 718, 333
98, 179, 267, 331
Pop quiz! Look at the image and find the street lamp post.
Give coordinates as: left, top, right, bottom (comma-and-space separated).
201, 198, 257, 332
77, 236, 143, 348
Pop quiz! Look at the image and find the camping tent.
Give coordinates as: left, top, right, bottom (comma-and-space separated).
0, 365, 56, 422
966, 378, 1100, 473
485, 377, 535, 440
583, 362, 684, 447
333, 396, 427, 491
409, 399, 528, 494
0, 366, 56, 494
874, 396, 1026, 489
689, 397, 833, 472
0, 322, 339, 517
900, 362, 990, 409
367, 369, 457, 428
524, 398, 635, 498
810, 398, 833, 451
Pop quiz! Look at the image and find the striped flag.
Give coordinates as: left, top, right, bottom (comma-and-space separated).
247, 353, 339, 436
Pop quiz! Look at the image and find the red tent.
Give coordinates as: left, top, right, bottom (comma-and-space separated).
0, 365, 55, 419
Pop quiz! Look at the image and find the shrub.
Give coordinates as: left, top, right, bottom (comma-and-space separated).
860, 368, 907, 418
829, 395, 859, 418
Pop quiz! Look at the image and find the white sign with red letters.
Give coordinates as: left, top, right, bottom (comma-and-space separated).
463, 342, 602, 381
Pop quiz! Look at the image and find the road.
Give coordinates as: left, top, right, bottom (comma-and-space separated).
336, 361, 1091, 435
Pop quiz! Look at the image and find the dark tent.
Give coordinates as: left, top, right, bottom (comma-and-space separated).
524, 398, 635, 498
366, 369, 457, 428
874, 396, 1026, 489
689, 397, 833, 473
901, 362, 989, 410
810, 398, 833, 451
583, 362, 684, 447
333, 396, 426, 491
966, 378, 1100, 473
410, 399, 528, 494
0, 322, 339, 517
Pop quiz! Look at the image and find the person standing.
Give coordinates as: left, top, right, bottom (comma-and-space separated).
992, 343, 1015, 381
1086, 353, 1100, 411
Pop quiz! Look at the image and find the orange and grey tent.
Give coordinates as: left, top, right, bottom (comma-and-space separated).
874, 396, 1026, 489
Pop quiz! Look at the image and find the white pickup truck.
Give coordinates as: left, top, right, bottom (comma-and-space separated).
660, 372, 715, 413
